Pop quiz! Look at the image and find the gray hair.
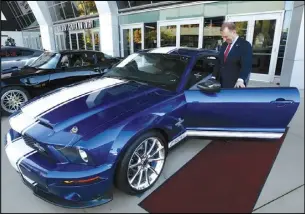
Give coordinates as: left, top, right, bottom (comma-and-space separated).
220, 22, 236, 31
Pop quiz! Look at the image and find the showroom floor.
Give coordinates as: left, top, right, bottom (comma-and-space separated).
1, 81, 304, 213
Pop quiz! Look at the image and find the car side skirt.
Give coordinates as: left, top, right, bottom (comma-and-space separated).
168, 130, 283, 148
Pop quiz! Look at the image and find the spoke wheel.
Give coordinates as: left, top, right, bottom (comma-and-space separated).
115, 130, 167, 195
127, 137, 165, 191
1, 89, 29, 113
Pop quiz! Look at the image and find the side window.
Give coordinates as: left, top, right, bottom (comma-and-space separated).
186, 55, 219, 90
0, 50, 8, 58
59, 53, 96, 68
7, 49, 22, 57
59, 54, 71, 68
96, 52, 106, 64
81, 52, 96, 66
21, 50, 34, 56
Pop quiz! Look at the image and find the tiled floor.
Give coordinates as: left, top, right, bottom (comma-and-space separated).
1, 81, 304, 213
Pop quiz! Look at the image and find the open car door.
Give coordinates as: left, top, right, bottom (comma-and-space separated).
184, 81, 300, 139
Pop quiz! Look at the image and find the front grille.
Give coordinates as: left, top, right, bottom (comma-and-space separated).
23, 135, 50, 158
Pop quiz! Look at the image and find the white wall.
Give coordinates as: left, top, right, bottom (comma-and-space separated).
1, 31, 24, 47
95, 1, 120, 57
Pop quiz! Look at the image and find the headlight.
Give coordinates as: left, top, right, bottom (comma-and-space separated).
78, 148, 88, 163
55, 146, 94, 165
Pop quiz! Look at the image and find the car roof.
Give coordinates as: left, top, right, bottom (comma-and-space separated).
59, 49, 102, 54
145, 47, 218, 57
1, 46, 42, 51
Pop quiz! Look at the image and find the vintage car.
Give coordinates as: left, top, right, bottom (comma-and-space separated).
1, 49, 122, 114
4, 47, 300, 208
1, 46, 43, 73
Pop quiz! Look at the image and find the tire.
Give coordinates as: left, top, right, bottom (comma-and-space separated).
1, 86, 30, 115
115, 130, 167, 195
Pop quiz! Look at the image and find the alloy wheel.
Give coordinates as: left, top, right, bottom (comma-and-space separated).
1, 90, 28, 113
127, 137, 165, 191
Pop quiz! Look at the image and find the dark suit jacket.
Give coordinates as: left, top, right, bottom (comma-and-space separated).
212, 37, 252, 88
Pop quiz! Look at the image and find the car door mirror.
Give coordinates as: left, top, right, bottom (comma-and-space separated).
197, 78, 221, 93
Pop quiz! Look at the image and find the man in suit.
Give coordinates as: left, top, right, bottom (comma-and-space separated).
211, 22, 252, 88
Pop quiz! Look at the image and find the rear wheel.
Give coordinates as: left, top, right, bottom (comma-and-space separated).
1, 86, 30, 115
115, 131, 167, 195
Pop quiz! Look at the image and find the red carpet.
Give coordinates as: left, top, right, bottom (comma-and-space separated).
139, 131, 288, 213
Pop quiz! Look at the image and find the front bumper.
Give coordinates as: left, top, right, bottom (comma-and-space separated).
5, 132, 114, 209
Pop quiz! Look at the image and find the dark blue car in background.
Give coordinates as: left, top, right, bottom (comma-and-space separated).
4, 47, 300, 208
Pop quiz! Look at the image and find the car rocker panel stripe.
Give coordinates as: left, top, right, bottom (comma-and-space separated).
9, 77, 127, 134
168, 130, 284, 148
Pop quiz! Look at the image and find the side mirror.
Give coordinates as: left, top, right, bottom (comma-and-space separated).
197, 78, 221, 93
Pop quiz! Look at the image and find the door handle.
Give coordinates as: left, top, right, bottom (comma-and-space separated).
271, 98, 294, 106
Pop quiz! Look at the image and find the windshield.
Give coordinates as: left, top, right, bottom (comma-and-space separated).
104, 53, 190, 91
28, 52, 60, 69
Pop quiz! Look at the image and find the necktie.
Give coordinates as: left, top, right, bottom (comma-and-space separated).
224, 43, 231, 62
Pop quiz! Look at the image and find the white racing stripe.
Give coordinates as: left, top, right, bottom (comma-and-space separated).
9, 113, 37, 134
21, 77, 125, 118
9, 77, 126, 134
5, 137, 35, 172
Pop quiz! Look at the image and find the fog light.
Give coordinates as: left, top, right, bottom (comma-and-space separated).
78, 148, 88, 162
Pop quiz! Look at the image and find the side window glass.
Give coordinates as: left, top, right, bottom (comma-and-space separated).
21, 50, 34, 56
59, 54, 71, 68
7, 49, 22, 57
96, 53, 107, 64
70, 53, 84, 67
186, 56, 219, 90
0, 50, 8, 57
81, 52, 96, 66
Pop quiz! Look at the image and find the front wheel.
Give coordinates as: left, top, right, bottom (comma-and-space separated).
115, 131, 167, 195
1, 86, 30, 115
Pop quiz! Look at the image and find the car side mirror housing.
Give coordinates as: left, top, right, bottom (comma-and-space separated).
197, 78, 221, 93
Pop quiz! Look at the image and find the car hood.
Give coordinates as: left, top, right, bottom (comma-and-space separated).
1, 66, 43, 78
9, 77, 171, 145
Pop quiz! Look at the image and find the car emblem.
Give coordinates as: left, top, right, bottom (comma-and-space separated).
33, 142, 45, 152
194, 73, 202, 79
175, 118, 184, 127
70, 126, 78, 134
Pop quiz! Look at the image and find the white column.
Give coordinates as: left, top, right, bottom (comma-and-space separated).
290, 7, 304, 89
28, 1, 56, 51
280, 2, 304, 90
95, 1, 120, 57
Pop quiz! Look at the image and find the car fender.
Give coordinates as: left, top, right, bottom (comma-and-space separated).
109, 111, 183, 169
73, 112, 173, 167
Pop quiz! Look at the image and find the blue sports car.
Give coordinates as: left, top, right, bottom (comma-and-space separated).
4, 47, 300, 208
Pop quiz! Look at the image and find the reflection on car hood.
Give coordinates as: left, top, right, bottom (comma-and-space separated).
1, 66, 42, 78
9, 77, 170, 144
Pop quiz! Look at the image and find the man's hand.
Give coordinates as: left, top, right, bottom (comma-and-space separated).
234, 78, 245, 88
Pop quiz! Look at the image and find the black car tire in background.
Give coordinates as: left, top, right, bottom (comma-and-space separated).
1, 86, 30, 115
114, 130, 167, 195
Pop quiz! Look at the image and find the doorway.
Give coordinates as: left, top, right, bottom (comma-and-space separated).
226, 12, 284, 82
120, 23, 144, 57
157, 17, 204, 48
